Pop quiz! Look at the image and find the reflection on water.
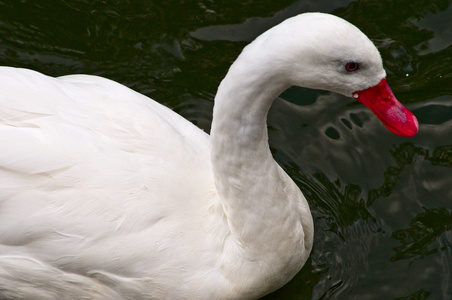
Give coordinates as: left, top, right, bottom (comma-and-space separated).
414, 103, 452, 125
367, 142, 451, 205
0, 0, 451, 299
391, 206, 452, 261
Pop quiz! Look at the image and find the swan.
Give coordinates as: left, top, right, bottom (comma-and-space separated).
0, 12, 418, 299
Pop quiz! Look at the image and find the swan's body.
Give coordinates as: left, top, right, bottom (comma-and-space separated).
0, 13, 417, 299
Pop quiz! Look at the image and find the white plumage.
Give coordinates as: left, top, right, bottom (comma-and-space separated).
0, 13, 416, 299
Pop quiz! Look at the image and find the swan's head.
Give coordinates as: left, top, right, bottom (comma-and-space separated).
247, 13, 418, 137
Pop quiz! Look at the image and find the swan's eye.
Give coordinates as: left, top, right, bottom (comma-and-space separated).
345, 62, 360, 72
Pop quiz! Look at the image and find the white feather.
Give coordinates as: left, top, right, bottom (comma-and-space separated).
0, 13, 388, 299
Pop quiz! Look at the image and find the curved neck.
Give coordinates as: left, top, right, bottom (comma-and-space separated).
210, 54, 288, 205
210, 47, 313, 277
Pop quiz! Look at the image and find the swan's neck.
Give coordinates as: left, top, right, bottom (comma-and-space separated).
211, 55, 287, 209
210, 46, 313, 286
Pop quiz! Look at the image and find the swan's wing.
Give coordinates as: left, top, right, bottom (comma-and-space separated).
0, 67, 214, 270
0, 256, 124, 299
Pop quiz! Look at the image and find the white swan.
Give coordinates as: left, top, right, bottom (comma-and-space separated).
0, 13, 418, 299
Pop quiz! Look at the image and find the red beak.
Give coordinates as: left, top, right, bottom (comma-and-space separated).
353, 79, 418, 137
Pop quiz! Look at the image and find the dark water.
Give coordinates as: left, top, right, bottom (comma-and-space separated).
1, 0, 451, 299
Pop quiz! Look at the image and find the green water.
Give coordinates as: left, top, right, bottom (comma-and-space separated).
1, 0, 451, 299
